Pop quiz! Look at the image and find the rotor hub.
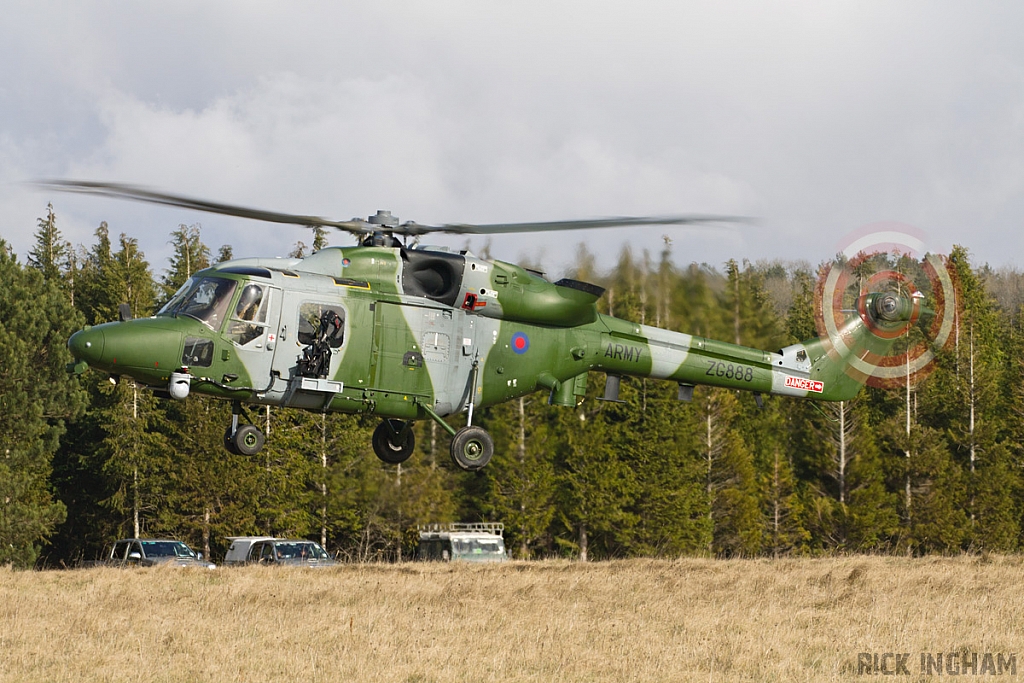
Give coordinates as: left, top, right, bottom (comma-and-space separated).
368, 210, 399, 228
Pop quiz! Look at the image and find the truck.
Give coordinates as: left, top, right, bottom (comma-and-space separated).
416, 523, 507, 562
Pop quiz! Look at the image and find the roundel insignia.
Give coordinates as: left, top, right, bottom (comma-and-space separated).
511, 332, 530, 355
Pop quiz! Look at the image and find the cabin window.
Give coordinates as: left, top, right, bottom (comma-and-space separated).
182, 337, 214, 367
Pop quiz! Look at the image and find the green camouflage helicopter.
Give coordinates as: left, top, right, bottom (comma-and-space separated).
50, 180, 920, 471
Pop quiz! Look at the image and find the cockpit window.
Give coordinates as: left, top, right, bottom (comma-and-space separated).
234, 283, 267, 323
228, 283, 270, 346
167, 277, 237, 330
158, 277, 196, 316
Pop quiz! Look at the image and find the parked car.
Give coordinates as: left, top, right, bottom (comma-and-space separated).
106, 538, 216, 569
224, 536, 336, 567
417, 523, 507, 562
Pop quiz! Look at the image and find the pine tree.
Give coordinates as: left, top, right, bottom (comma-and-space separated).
1001, 303, 1024, 550
27, 203, 70, 284
844, 429, 899, 551
920, 247, 1019, 550
553, 400, 638, 561
785, 268, 818, 342
480, 396, 557, 558
96, 380, 170, 539
701, 389, 761, 556
161, 224, 210, 305
901, 426, 968, 553
625, 381, 711, 556
672, 263, 722, 339
312, 227, 329, 253
741, 396, 809, 557
75, 223, 115, 325
0, 241, 89, 566
98, 234, 157, 321
158, 396, 261, 559
216, 245, 234, 263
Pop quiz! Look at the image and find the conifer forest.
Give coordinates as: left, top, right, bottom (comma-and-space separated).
5, 203, 1024, 569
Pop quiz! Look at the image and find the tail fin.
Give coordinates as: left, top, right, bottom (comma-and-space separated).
778, 292, 920, 401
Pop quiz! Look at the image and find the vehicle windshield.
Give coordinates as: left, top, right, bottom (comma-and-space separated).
159, 276, 237, 330
140, 541, 198, 559
274, 542, 330, 561
451, 537, 505, 557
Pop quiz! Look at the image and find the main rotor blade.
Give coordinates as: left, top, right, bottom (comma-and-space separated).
36, 179, 747, 238
34, 180, 374, 234
399, 214, 747, 236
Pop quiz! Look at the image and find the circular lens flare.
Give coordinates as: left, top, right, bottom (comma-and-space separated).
814, 236, 958, 390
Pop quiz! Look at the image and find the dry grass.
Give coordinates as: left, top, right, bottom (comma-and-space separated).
1, 556, 1022, 682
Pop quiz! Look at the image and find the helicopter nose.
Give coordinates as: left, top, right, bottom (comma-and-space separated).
68, 326, 104, 365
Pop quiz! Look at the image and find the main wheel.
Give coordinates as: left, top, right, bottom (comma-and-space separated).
450, 426, 494, 471
232, 424, 265, 456
372, 419, 415, 464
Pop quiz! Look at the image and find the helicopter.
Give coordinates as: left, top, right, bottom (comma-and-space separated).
48, 180, 921, 471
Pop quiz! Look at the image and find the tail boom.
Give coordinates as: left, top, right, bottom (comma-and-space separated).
590, 294, 912, 402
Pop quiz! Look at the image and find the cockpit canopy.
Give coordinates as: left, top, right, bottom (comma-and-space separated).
158, 276, 238, 330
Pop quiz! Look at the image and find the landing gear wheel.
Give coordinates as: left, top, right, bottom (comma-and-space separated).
232, 424, 265, 456
223, 427, 240, 455
372, 419, 415, 464
450, 426, 494, 471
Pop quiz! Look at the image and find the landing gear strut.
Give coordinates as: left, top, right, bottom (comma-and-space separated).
223, 402, 265, 456
414, 400, 496, 472
372, 419, 415, 464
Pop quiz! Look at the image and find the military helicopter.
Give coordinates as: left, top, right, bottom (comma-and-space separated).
49, 180, 922, 471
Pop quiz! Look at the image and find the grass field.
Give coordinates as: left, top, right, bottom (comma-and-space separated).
1, 555, 1022, 682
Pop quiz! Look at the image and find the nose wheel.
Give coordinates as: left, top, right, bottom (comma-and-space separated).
224, 424, 265, 456
223, 402, 265, 456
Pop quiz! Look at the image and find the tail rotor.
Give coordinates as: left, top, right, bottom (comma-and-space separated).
814, 250, 958, 390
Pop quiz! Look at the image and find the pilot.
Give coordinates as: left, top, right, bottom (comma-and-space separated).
235, 284, 263, 321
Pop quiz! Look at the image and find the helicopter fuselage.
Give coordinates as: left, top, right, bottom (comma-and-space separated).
68, 244, 907, 431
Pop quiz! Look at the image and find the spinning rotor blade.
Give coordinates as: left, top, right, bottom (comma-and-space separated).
34, 180, 374, 234
398, 214, 748, 236
37, 179, 746, 238
815, 251, 957, 389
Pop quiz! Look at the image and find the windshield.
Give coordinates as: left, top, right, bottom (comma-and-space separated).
158, 277, 196, 316
164, 277, 237, 330
274, 542, 330, 561
140, 541, 198, 559
451, 537, 505, 557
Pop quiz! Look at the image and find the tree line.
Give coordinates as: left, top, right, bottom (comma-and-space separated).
3, 203, 1024, 568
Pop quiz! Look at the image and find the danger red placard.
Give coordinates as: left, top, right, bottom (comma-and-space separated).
784, 375, 824, 393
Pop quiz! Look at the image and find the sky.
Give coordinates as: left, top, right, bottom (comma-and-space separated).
2, 1, 1023, 280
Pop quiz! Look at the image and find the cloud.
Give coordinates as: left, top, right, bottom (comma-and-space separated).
4, 1, 1024, 273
